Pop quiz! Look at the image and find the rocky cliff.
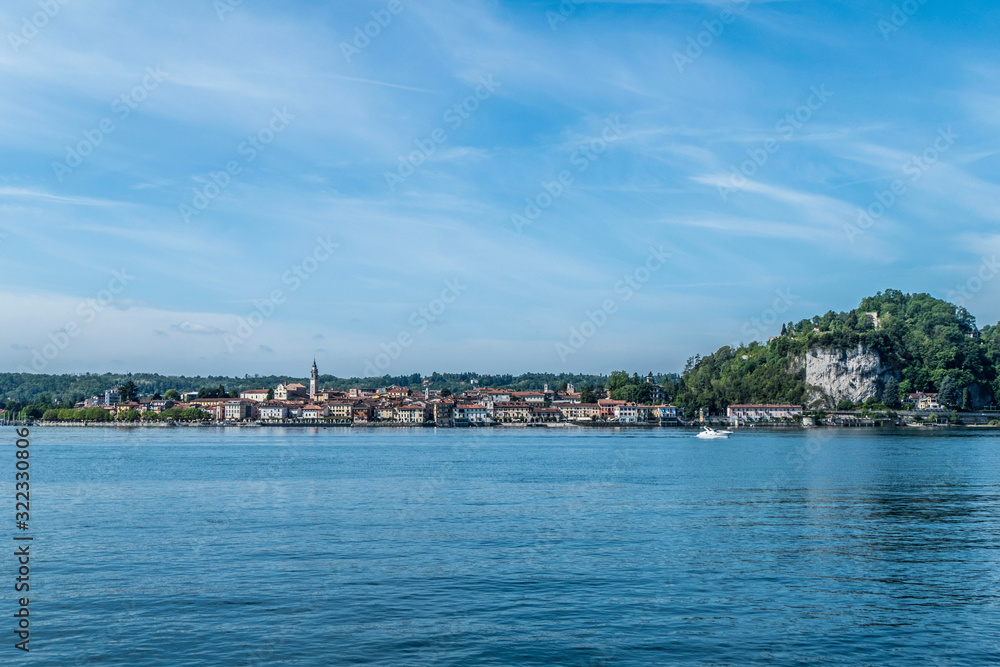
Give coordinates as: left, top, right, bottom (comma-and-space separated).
795, 345, 894, 409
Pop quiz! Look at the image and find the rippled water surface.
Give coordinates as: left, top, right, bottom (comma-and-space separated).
16, 426, 1000, 665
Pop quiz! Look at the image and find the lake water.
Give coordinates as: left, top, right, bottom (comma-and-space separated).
13, 426, 1000, 665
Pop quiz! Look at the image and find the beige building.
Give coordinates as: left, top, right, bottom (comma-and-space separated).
275, 383, 308, 400
224, 399, 254, 421
559, 403, 601, 421
325, 402, 353, 419
396, 405, 428, 423
494, 402, 532, 422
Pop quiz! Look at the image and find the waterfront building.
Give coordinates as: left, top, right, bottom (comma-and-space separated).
530, 407, 562, 422
726, 404, 804, 421
325, 401, 353, 419
455, 404, 491, 423
223, 399, 254, 421
653, 405, 680, 422
258, 402, 289, 420
433, 401, 455, 425
559, 403, 601, 421
598, 399, 626, 419
396, 405, 428, 424
301, 404, 328, 419
494, 402, 532, 422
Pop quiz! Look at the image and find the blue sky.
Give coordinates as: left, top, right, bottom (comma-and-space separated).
2, 0, 999, 377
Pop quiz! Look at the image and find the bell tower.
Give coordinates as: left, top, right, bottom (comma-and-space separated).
310, 359, 319, 400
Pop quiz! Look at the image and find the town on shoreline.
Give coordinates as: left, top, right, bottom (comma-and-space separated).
12, 361, 1000, 430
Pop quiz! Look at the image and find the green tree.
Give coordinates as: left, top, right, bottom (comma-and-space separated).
938, 377, 961, 408
580, 385, 596, 404
117, 409, 141, 422
267, 388, 275, 400
164, 389, 180, 401
440, 388, 452, 397
882, 376, 900, 408
606, 371, 631, 394
119, 380, 138, 402
42, 409, 58, 421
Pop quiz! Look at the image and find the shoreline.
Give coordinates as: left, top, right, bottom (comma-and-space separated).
17, 420, 1000, 431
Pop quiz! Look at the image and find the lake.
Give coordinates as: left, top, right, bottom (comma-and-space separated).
14, 426, 1000, 665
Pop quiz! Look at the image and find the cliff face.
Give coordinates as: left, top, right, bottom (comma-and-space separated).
795, 345, 893, 409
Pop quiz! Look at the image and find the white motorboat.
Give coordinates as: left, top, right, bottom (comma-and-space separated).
696, 426, 733, 439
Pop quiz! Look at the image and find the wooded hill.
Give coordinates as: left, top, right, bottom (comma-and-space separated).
673, 290, 1000, 414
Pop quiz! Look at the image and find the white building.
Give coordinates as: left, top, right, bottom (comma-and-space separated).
726, 404, 803, 421
614, 403, 640, 423
301, 404, 328, 419
654, 405, 680, 421
258, 403, 288, 420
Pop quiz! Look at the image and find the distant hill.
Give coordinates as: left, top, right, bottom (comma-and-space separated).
674, 290, 1000, 413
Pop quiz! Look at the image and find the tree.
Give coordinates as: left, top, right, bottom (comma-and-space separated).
119, 380, 138, 403
837, 399, 854, 411
152, 392, 162, 400
440, 388, 452, 397
938, 377, 961, 408
882, 376, 900, 408
267, 388, 275, 400
580, 385, 596, 404
165, 389, 180, 401
606, 371, 630, 394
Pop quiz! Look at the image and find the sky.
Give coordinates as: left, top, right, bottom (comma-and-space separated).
1, 0, 999, 378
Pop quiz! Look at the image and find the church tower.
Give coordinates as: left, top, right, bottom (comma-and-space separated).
310, 359, 319, 400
